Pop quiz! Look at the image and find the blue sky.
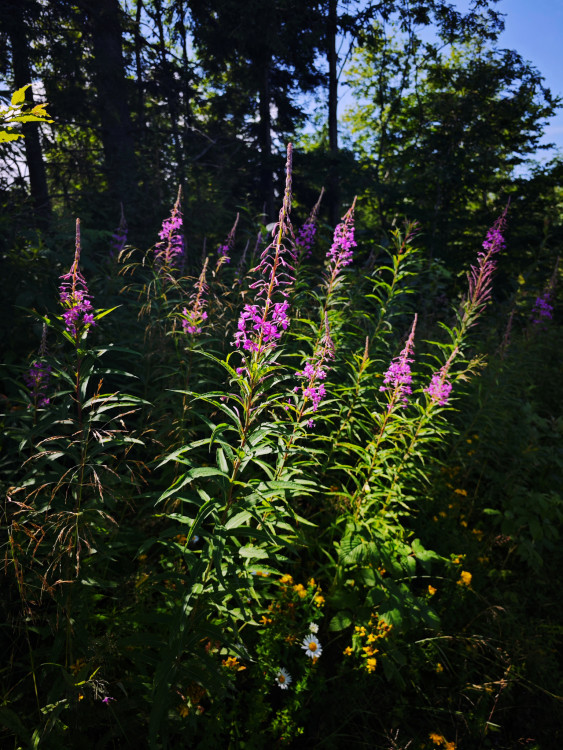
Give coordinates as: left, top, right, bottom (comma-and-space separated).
471, 0, 563, 159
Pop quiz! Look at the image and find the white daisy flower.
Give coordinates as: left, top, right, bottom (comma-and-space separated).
308, 622, 319, 633
301, 634, 322, 658
275, 668, 292, 690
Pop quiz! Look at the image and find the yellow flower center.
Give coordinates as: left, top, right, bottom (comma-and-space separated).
308, 641, 317, 651
278, 674, 285, 683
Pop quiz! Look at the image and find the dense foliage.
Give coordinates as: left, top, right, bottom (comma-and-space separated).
1, 1, 563, 748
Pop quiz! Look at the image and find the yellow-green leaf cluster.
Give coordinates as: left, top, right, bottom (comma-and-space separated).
1, 84, 53, 143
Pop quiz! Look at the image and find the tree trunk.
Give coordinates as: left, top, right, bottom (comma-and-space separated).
327, 0, 340, 226
80, 0, 137, 214
6, 0, 52, 230
258, 59, 274, 220
134, 0, 145, 129
152, 0, 185, 181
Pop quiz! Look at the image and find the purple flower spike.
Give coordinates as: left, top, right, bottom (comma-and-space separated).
531, 292, 553, 325
425, 347, 458, 408
233, 144, 295, 356
380, 314, 417, 409
531, 258, 558, 326
59, 219, 96, 338
155, 187, 184, 268
296, 222, 316, 257
24, 335, 52, 408
182, 258, 209, 335
425, 372, 452, 406
324, 198, 358, 305
295, 188, 324, 263
216, 213, 239, 272
297, 315, 335, 415
327, 214, 357, 268
462, 206, 508, 327
110, 203, 127, 258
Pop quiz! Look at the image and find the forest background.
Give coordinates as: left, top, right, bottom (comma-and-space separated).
1, 0, 562, 748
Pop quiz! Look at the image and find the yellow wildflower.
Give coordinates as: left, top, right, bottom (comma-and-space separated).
354, 626, 367, 637
365, 658, 377, 673
279, 574, 293, 584
428, 585, 437, 596
454, 488, 467, 496
222, 656, 245, 671
314, 594, 325, 607
307, 577, 316, 587
429, 733, 445, 746
260, 615, 272, 625
293, 583, 307, 599
178, 703, 190, 718
343, 646, 353, 656
457, 570, 472, 586
436, 662, 444, 673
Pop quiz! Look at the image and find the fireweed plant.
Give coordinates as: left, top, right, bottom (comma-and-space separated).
215, 212, 239, 273
5, 219, 145, 701
4, 144, 561, 749
294, 187, 324, 268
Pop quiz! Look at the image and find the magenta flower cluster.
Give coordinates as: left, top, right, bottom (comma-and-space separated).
233, 189, 294, 354
424, 370, 453, 406
233, 144, 294, 356
465, 209, 507, 320
324, 201, 358, 306
425, 347, 458, 408
481, 224, 506, 255
234, 299, 290, 352
24, 361, 52, 407
295, 190, 323, 263
327, 216, 357, 269
182, 309, 208, 335
217, 244, 231, 263
531, 292, 554, 325
296, 221, 316, 260
379, 315, 417, 409
155, 212, 183, 266
59, 267, 95, 336
296, 320, 335, 421
155, 194, 184, 267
